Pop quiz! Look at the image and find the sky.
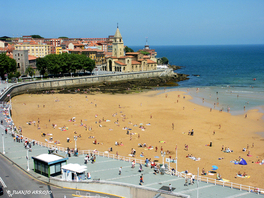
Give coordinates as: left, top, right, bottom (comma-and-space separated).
1, 0, 264, 46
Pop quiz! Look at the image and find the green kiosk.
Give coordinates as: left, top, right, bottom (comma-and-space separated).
32, 153, 68, 177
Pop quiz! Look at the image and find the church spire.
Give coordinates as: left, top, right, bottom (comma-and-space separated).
144, 37, 149, 50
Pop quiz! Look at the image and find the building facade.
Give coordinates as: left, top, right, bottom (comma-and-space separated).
11, 50, 38, 76
14, 43, 51, 57
104, 27, 157, 73
69, 48, 106, 66
12, 50, 29, 75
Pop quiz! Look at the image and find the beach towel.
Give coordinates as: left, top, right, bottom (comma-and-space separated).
237, 174, 250, 178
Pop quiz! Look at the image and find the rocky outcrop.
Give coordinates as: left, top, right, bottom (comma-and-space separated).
31, 74, 189, 95
168, 64, 183, 70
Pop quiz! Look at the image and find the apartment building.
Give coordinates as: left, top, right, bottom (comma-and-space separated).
14, 43, 51, 57
69, 48, 106, 66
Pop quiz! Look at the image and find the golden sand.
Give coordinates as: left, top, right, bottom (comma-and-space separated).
11, 90, 264, 188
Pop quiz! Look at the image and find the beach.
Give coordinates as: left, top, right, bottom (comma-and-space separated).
11, 90, 264, 188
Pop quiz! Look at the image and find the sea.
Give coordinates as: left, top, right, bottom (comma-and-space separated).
132, 45, 264, 116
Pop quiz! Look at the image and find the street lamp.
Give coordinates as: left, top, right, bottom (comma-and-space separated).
2, 133, 5, 154
26, 147, 30, 171
161, 151, 166, 169
74, 136, 78, 151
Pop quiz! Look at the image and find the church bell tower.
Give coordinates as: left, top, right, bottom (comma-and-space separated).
112, 24, 124, 58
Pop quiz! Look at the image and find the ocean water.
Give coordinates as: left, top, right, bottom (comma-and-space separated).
132, 45, 264, 115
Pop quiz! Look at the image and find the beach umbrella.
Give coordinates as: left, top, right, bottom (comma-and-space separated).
212, 165, 218, 170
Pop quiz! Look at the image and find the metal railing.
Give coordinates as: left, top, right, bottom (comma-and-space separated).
2, 99, 264, 196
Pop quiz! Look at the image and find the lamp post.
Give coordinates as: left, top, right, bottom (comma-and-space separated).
161, 151, 165, 169
2, 133, 5, 154
26, 147, 30, 171
74, 136, 78, 151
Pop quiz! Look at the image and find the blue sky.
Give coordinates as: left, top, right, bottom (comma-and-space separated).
1, 0, 264, 46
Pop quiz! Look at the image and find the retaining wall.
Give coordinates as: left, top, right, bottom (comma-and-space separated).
50, 178, 187, 198
0, 69, 171, 101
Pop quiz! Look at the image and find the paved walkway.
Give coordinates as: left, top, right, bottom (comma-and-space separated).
0, 90, 263, 197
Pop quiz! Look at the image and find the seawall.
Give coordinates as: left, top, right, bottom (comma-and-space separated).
0, 69, 176, 101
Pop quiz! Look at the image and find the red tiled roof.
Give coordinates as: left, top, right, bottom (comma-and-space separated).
106, 56, 118, 59
118, 56, 134, 59
147, 59, 157, 64
28, 55, 37, 60
105, 52, 112, 57
115, 61, 126, 66
126, 52, 140, 55
69, 48, 104, 53
6, 53, 13, 59
131, 60, 140, 65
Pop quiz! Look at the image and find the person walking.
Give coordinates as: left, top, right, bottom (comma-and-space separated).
119, 167, 122, 175
191, 174, 195, 184
84, 155, 88, 164
169, 183, 172, 192
139, 174, 144, 185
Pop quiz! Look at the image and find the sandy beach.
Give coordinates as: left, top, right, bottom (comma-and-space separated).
11, 90, 264, 188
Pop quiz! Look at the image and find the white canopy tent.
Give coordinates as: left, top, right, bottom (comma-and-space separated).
61, 163, 87, 181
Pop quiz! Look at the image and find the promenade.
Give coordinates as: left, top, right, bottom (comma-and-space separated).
0, 83, 263, 198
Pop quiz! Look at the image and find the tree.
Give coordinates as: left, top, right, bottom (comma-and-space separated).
124, 46, 134, 53
160, 57, 169, 64
139, 51, 150, 55
80, 54, 95, 73
36, 53, 96, 76
0, 53, 17, 79
45, 54, 62, 75
58, 36, 68, 39
36, 57, 47, 76
25, 66, 35, 77
31, 35, 43, 39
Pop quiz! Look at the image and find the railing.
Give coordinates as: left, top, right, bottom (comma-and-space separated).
195, 175, 263, 194
2, 101, 264, 196
79, 149, 145, 165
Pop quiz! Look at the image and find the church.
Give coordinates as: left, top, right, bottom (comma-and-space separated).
103, 27, 157, 73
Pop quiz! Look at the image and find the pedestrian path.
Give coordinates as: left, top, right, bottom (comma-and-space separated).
0, 102, 263, 197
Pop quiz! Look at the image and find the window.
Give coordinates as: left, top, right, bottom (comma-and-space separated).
18, 53, 20, 56
17, 63, 20, 68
